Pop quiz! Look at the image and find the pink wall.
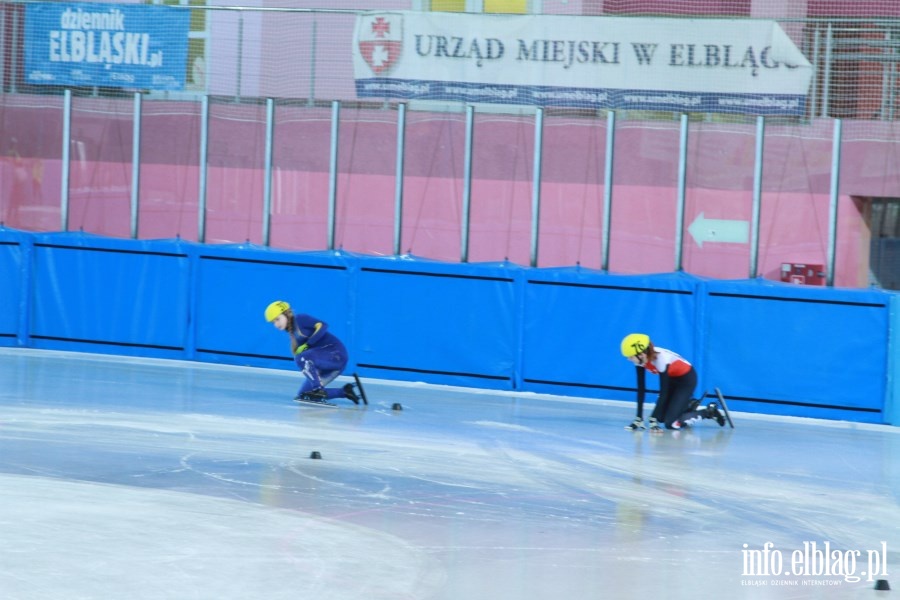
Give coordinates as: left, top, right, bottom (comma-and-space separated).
2, 98, 898, 288
0, 160, 873, 287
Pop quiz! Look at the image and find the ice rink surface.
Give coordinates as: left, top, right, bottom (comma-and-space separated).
0, 348, 897, 599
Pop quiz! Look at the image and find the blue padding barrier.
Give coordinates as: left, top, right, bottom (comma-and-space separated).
0, 228, 29, 344
26, 232, 192, 359
191, 244, 354, 370
701, 279, 892, 423
520, 268, 701, 399
3, 227, 898, 425
354, 256, 520, 389
885, 295, 900, 425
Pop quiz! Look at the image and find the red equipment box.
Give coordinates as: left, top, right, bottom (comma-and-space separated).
780, 263, 826, 286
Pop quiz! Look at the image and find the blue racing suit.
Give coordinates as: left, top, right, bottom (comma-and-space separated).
288, 313, 349, 400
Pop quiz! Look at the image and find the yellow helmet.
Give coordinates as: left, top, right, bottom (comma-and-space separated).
621, 333, 651, 358
264, 300, 291, 322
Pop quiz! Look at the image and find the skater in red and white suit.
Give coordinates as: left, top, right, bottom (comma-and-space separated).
620, 333, 725, 433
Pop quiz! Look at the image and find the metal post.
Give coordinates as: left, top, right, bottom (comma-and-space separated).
601, 110, 615, 271
822, 23, 833, 118
809, 27, 820, 120
197, 95, 209, 243
461, 105, 475, 262
9, 8, 18, 94
826, 118, 842, 287
674, 113, 688, 271
262, 98, 275, 246
890, 51, 898, 121
749, 115, 764, 278
235, 13, 244, 101
308, 21, 318, 106
0, 8, 6, 95
327, 100, 340, 250
530, 108, 544, 268
881, 30, 891, 122
393, 103, 407, 255
60, 89, 72, 231
130, 92, 142, 239
888, 47, 898, 121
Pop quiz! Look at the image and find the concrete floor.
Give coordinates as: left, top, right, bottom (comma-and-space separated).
0, 348, 897, 599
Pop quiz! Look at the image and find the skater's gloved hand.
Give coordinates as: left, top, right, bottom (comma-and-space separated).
648, 417, 663, 433
294, 343, 309, 355
625, 417, 645, 431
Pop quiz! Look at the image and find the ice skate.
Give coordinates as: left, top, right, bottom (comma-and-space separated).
343, 383, 360, 405
704, 402, 726, 427
294, 389, 336, 407
625, 417, 646, 431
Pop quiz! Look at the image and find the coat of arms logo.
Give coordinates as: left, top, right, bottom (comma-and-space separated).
358, 14, 403, 76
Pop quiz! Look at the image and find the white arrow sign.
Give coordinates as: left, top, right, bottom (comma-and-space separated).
688, 212, 749, 248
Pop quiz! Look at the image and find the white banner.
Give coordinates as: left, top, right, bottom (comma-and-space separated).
353, 12, 812, 114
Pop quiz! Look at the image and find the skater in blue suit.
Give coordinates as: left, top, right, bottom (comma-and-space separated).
265, 300, 361, 405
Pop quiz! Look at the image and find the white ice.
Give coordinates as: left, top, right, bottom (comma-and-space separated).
0, 348, 897, 599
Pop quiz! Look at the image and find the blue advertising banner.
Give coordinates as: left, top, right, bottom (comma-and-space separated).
24, 2, 189, 91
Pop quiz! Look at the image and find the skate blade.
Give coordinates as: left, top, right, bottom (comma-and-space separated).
714, 387, 735, 429
294, 397, 338, 408
353, 373, 369, 405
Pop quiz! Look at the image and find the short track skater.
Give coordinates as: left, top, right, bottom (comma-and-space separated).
265, 300, 362, 406
620, 333, 725, 432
